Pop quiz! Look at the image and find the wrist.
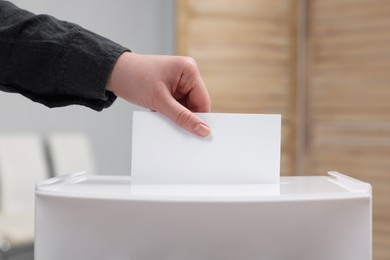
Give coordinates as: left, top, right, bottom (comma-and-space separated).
106, 51, 130, 94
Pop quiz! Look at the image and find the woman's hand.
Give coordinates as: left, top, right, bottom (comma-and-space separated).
106, 52, 211, 137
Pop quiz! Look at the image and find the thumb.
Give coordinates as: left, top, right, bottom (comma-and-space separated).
175, 109, 211, 137
157, 96, 211, 137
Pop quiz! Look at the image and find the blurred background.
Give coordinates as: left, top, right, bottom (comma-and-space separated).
0, 0, 176, 175
0, 0, 389, 259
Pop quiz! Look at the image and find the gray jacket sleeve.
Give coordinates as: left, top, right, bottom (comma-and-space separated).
0, 0, 130, 111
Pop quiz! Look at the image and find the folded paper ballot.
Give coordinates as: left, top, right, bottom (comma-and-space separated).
131, 111, 281, 184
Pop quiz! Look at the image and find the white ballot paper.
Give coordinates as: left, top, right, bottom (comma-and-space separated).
131, 111, 281, 184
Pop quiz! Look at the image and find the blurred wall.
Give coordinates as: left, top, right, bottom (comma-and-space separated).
0, 0, 176, 175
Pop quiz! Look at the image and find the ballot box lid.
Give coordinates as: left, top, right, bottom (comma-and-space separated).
36, 171, 371, 202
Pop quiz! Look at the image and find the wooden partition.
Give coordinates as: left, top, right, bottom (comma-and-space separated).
177, 0, 390, 259
177, 0, 298, 176
305, 1, 390, 259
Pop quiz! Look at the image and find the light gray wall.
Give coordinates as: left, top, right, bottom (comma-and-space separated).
1, 0, 176, 175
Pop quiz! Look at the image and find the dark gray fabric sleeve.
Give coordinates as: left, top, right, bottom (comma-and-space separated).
0, 0, 130, 111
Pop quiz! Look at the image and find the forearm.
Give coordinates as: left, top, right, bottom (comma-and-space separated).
0, 1, 129, 110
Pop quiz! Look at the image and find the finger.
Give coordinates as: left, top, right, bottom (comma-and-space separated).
157, 94, 211, 137
179, 63, 211, 113
188, 76, 211, 112
176, 109, 211, 137
182, 71, 211, 112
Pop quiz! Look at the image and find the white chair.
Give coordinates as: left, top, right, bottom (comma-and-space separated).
0, 134, 49, 257
0, 132, 96, 259
46, 132, 96, 177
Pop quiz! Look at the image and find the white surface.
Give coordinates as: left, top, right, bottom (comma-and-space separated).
131, 112, 281, 184
35, 172, 372, 260
47, 132, 95, 176
35, 172, 371, 201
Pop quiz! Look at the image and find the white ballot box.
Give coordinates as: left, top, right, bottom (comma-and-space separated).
35, 171, 371, 260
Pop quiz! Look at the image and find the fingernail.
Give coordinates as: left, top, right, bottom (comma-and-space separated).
194, 123, 210, 137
